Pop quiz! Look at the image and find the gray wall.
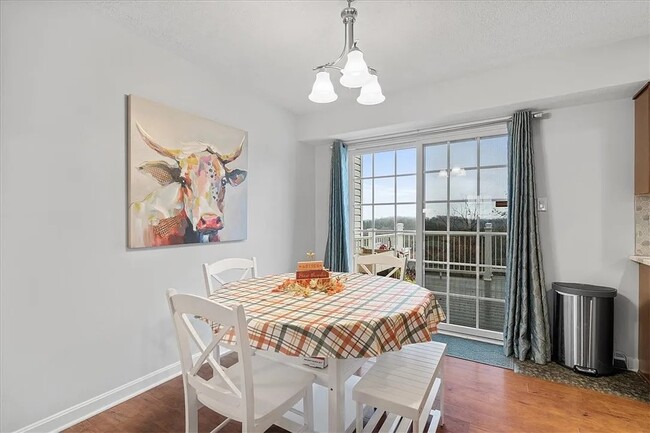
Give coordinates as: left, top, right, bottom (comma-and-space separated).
0, 2, 314, 431
534, 99, 638, 366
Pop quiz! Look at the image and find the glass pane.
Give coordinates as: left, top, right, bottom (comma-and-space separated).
362, 205, 372, 229
362, 179, 373, 204
374, 205, 394, 230
449, 263, 476, 295
449, 202, 478, 232
424, 203, 448, 231
449, 234, 477, 265
397, 148, 416, 175
425, 143, 447, 172
449, 168, 477, 201
424, 232, 447, 265
425, 264, 447, 291
479, 200, 508, 232
479, 267, 506, 299
396, 204, 416, 230
425, 172, 447, 201
480, 167, 507, 200
449, 295, 476, 328
396, 175, 416, 203
480, 233, 507, 268
480, 135, 508, 167
479, 299, 505, 332
374, 177, 394, 203
450, 139, 477, 169
362, 154, 372, 178
432, 293, 447, 321
374, 151, 395, 177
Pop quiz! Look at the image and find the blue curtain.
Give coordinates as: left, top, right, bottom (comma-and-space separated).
324, 141, 350, 272
503, 111, 552, 364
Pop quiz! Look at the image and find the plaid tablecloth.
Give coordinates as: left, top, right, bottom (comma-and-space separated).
209, 272, 446, 359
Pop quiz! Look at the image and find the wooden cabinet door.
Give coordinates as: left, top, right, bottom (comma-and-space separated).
634, 83, 650, 195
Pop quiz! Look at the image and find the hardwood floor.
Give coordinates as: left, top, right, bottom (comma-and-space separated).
65, 356, 650, 433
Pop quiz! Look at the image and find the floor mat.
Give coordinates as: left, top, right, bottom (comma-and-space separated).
431, 333, 514, 370
515, 360, 650, 403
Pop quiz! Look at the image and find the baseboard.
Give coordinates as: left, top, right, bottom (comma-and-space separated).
625, 357, 640, 372
12, 352, 208, 433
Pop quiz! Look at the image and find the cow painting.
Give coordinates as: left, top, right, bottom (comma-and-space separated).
129, 123, 247, 248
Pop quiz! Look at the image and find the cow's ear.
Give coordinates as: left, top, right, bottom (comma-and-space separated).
226, 168, 247, 186
138, 161, 182, 186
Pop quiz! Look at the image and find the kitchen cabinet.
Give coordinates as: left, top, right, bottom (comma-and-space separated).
634, 83, 650, 195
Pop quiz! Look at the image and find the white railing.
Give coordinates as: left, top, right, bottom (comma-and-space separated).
354, 224, 507, 276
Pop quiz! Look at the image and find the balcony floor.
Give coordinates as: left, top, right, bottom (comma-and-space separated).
423, 270, 506, 332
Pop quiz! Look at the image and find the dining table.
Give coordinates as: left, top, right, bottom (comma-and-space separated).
209, 272, 445, 433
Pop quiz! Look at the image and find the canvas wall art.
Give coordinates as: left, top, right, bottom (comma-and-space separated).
128, 95, 248, 248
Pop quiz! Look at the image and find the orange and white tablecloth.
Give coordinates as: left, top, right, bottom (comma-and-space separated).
209, 272, 445, 359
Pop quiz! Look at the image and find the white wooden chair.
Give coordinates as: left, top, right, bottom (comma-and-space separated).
202, 257, 258, 296
353, 341, 447, 433
167, 289, 315, 433
355, 253, 406, 280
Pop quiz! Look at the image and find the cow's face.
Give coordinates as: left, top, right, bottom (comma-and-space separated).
135, 123, 247, 237
177, 152, 246, 234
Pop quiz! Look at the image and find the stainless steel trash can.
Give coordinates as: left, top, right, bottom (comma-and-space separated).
552, 282, 617, 376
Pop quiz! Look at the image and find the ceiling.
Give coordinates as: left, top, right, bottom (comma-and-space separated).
91, 0, 650, 115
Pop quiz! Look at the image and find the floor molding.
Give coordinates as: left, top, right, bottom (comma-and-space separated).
12, 353, 204, 433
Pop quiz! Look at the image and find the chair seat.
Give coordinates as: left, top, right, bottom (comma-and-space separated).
197, 355, 315, 422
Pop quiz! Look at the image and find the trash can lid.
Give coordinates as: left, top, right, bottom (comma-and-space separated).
553, 282, 617, 298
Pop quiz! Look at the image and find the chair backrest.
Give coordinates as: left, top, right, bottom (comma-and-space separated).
166, 289, 254, 425
355, 253, 406, 280
203, 257, 258, 296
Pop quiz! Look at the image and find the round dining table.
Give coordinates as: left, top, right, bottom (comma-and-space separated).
209, 272, 445, 433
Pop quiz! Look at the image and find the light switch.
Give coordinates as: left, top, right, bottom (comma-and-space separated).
538, 197, 548, 212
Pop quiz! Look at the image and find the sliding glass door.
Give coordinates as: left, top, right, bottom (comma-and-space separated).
350, 127, 508, 340
422, 135, 508, 339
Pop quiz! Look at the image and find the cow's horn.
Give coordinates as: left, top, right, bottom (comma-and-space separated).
209, 135, 245, 164
135, 122, 180, 160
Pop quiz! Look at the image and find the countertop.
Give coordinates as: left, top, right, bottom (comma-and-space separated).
630, 256, 650, 266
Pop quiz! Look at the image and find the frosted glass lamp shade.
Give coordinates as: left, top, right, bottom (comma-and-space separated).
308, 71, 338, 103
340, 50, 372, 88
357, 74, 385, 105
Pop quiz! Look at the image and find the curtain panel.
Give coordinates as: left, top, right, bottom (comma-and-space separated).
503, 111, 552, 364
324, 141, 350, 272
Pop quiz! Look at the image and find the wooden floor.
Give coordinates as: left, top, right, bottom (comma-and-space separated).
65, 356, 650, 433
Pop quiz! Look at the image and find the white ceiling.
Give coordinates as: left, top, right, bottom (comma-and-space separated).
91, 0, 650, 115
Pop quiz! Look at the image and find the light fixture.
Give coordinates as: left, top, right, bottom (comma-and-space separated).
309, 0, 384, 105
439, 167, 467, 177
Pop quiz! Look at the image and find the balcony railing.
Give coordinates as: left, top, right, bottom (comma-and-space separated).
354, 225, 507, 274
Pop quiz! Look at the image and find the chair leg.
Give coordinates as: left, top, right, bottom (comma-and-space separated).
412, 418, 421, 433
304, 385, 314, 433
356, 402, 363, 433
439, 357, 445, 426
185, 387, 199, 433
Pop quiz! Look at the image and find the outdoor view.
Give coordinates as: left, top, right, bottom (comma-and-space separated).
352, 135, 508, 335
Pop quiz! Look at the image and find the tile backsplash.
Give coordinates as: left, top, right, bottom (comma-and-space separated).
636, 195, 650, 255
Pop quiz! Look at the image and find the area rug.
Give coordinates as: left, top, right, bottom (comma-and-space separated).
515, 360, 650, 403
431, 333, 514, 370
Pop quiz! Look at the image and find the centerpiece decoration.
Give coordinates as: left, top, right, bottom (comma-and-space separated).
272, 252, 346, 297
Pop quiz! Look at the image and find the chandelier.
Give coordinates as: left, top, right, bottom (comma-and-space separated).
309, 0, 385, 105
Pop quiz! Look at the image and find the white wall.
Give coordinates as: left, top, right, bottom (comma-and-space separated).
312, 98, 639, 364
534, 98, 638, 365
0, 2, 314, 432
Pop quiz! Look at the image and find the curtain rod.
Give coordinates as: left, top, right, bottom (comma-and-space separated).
338, 111, 545, 146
